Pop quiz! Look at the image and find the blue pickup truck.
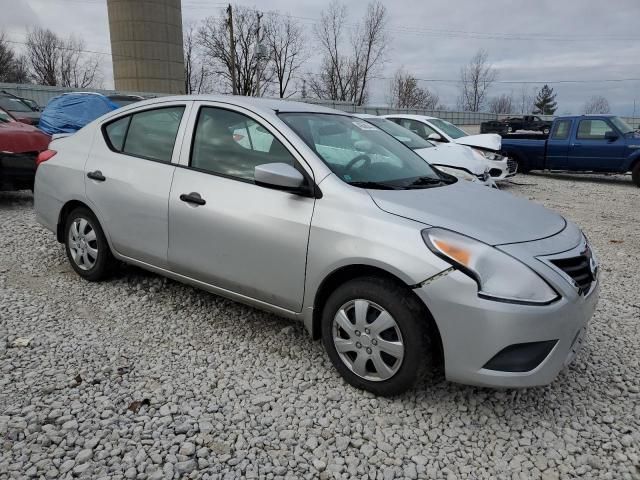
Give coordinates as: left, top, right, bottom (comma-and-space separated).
500, 115, 640, 187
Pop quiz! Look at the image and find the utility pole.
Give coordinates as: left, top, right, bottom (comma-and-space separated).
227, 4, 237, 95
255, 11, 264, 97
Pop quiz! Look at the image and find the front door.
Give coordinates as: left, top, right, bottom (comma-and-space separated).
85, 103, 189, 267
168, 104, 315, 312
568, 118, 626, 171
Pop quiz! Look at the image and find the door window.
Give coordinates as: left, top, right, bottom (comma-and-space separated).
398, 119, 438, 140
577, 119, 613, 140
551, 120, 571, 140
103, 106, 185, 162
191, 107, 296, 182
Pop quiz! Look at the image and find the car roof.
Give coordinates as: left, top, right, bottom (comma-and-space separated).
130, 95, 347, 115
383, 114, 437, 121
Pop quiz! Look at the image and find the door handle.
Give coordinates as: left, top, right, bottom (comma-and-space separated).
87, 170, 106, 181
572, 143, 582, 147
179, 192, 206, 206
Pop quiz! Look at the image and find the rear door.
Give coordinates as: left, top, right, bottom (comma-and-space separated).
167, 102, 315, 312
568, 118, 626, 171
85, 102, 190, 268
544, 119, 572, 169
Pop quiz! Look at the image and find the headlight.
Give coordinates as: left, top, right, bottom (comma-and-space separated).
435, 166, 476, 182
422, 228, 559, 305
475, 149, 504, 161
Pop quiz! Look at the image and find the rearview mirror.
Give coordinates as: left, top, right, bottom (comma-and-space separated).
428, 133, 443, 141
604, 130, 618, 141
255, 163, 305, 191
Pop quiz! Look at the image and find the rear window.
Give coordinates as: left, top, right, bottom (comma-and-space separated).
551, 120, 571, 140
103, 106, 185, 162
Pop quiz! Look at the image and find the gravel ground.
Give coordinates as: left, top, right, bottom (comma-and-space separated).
1, 172, 639, 480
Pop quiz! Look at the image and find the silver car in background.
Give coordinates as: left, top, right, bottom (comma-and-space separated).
34, 96, 599, 396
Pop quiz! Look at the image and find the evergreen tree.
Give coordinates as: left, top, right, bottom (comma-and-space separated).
533, 84, 558, 115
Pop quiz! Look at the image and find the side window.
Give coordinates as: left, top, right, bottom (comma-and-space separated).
191, 107, 296, 182
123, 107, 185, 162
551, 120, 571, 140
104, 116, 131, 151
401, 119, 436, 140
577, 119, 613, 140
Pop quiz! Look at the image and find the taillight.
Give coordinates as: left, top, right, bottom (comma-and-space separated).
36, 149, 57, 167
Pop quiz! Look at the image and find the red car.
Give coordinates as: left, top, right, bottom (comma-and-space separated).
0, 107, 51, 191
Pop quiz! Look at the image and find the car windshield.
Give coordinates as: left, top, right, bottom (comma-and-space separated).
0, 96, 33, 113
429, 118, 468, 139
610, 116, 634, 135
0, 108, 13, 123
362, 117, 433, 150
279, 113, 447, 189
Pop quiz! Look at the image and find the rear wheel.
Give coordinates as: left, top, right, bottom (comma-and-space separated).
633, 162, 640, 187
321, 276, 435, 396
64, 208, 114, 281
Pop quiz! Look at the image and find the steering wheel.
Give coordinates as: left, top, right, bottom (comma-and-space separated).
345, 154, 372, 172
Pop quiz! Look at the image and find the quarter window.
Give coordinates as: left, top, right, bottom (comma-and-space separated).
551, 120, 571, 140
577, 119, 613, 140
190, 107, 296, 182
103, 106, 185, 162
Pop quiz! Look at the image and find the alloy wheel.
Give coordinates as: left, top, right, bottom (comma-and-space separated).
332, 299, 405, 382
68, 218, 99, 271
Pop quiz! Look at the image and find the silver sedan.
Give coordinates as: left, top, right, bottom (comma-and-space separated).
34, 96, 599, 396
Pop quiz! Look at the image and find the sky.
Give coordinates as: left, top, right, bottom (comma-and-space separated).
1, 0, 639, 115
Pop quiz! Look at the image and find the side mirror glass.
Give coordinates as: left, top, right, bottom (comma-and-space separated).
428, 133, 443, 141
254, 163, 305, 191
604, 130, 618, 141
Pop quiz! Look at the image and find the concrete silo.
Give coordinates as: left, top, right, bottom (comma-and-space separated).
107, 0, 185, 94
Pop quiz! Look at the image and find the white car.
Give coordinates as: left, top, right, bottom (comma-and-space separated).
354, 114, 496, 188
383, 114, 517, 181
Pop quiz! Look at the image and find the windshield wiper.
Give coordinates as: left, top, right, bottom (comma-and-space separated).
405, 176, 445, 188
348, 181, 400, 190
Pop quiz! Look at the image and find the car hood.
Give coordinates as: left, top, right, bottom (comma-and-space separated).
367, 180, 566, 245
453, 133, 501, 152
0, 120, 50, 154
415, 144, 486, 175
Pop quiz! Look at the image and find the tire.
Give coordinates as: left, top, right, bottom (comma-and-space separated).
321, 276, 435, 396
633, 162, 640, 188
64, 207, 114, 281
512, 153, 530, 174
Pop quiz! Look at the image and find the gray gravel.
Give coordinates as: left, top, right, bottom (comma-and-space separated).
1, 172, 639, 479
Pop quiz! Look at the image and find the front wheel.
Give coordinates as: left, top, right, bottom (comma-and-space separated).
321, 277, 435, 396
65, 207, 114, 281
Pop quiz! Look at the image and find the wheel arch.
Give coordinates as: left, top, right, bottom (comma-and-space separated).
309, 264, 443, 362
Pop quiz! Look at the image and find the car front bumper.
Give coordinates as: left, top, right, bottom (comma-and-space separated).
414, 267, 599, 388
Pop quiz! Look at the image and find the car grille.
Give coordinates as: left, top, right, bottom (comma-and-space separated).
550, 252, 595, 295
507, 158, 517, 173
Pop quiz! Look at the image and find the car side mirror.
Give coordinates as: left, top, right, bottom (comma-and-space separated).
254, 163, 306, 192
604, 130, 618, 141
428, 133, 443, 141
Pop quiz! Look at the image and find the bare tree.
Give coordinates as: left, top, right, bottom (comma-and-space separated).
264, 13, 305, 98
184, 22, 211, 94
389, 68, 440, 109
517, 84, 535, 114
59, 36, 101, 88
583, 95, 610, 114
26, 27, 60, 86
0, 32, 16, 82
352, 1, 387, 106
309, 2, 351, 101
25, 27, 100, 87
199, 7, 273, 96
310, 1, 388, 105
457, 49, 497, 112
488, 93, 514, 114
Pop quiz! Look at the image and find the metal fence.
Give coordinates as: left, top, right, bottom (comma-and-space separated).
2, 82, 639, 129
